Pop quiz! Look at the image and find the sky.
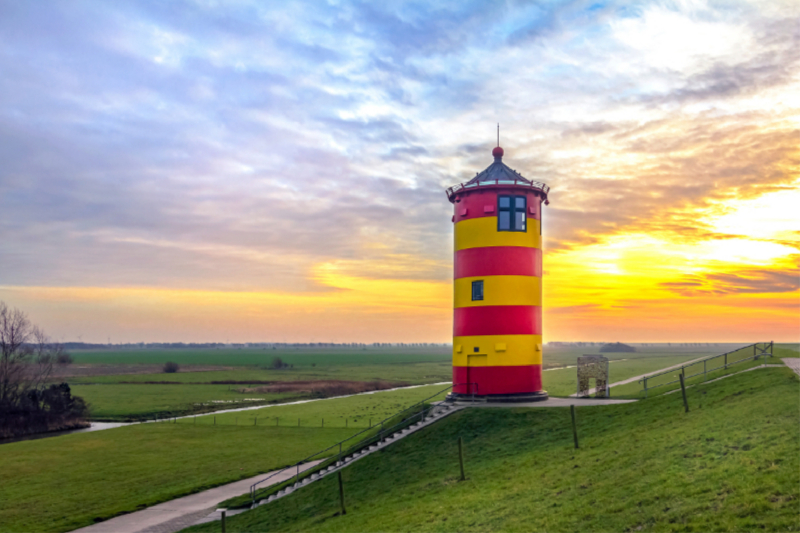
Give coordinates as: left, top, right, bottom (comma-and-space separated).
0, 0, 798, 343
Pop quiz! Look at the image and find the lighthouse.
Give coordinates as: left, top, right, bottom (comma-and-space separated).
446, 144, 550, 402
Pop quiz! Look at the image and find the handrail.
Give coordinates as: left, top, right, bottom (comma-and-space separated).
248, 382, 477, 504
638, 341, 773, 398
445, 179, 550, 202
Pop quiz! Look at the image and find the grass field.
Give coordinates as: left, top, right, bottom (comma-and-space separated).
0, 383, 454, 533
68, 347, 451, 367
70, 383, 299, 420
188, 384, 450, 429
68, 363, 452, 386
0, 424, 359, 533
59, 344, 787, 421
184, 366, 800, 533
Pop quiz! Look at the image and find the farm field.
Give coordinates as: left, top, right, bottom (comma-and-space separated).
184, 366, 800, 533
56, 344, 777, 420
69, 362, 451, 386
68, 347, 451, 367
70, 383, 298, 420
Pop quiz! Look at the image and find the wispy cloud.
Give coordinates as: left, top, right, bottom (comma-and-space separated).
0, 0, 797, 341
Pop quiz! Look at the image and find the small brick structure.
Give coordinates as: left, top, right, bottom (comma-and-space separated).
577, 355, 609, 398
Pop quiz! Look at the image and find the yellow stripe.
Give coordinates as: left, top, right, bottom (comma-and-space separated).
453, 335, 543, 366
455, 217, 541, 251
454, 275, 541, 308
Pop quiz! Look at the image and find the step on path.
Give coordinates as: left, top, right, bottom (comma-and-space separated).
245, 402, 463, 512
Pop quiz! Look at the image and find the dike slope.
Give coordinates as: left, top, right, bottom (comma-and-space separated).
183, 366, 799, 533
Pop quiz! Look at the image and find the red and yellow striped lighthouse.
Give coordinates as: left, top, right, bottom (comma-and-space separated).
446, 145, 550, 401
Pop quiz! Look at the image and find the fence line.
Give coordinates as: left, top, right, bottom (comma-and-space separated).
248, 382, 477, 505
639, 341, 773, 398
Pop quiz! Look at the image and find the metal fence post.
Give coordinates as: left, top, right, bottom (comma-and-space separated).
724, 353, 728, 369
644, 376, 648, 399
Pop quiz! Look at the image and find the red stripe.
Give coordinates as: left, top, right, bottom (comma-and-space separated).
455, 247, 541, 279
454, 306, 541, 336
453, 188, 542, 222
452, 365, 543, 395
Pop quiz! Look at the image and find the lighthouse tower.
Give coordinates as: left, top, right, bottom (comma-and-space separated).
446, 145, 550, 402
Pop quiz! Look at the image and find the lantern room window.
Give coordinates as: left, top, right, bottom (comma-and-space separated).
471, 280, 484, 301
498, 195, 526, 231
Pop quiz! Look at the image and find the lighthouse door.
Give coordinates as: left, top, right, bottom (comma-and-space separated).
466, 354, 487, 395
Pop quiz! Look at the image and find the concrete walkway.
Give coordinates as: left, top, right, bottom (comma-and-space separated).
783, 358, 800, 376
72, 461, 323, 533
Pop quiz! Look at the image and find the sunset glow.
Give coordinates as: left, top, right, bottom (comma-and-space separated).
0, 1, 797, 342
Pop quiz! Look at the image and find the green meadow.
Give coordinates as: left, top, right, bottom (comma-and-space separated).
58, 344, 785, 420
0, 384, 451, 533
70, 383, 297, 420
189, 383, 450, 429
68, 347, 451, 367
184, 366, 800, 533
0, 424, 358, 533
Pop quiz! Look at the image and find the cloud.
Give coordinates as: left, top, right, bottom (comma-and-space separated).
660, 263, 800, 296
0, 0, 798, 341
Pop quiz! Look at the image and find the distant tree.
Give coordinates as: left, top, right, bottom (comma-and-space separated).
599, 342, 636, 353
0, 302, 87, 437
56, 352, 73, 365
163, 361, 179, 373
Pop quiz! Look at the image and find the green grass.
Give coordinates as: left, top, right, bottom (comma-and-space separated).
611, 345, 786, 398
69, 362, 452, 386
191, 384, 450, 429
543, 353, 705, 397
0, 424, 359, 533
69, 348, 451, 367
70, 383, 299, 421
184, 367, 800, 533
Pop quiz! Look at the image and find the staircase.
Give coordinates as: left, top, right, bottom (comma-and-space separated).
251, 401, 461, 508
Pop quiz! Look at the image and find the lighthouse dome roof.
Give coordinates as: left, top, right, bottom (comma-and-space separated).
465, 151, 533, 186
445, 147, 550, 204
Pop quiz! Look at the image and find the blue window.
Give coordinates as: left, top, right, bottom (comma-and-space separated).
498, 195, 526, 231
471, 280, 484, 301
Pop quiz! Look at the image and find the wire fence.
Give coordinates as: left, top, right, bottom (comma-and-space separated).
248, 382, 476, 505
639, 341, 773, 398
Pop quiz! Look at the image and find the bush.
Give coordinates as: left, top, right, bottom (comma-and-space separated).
56, 352, 73, 365
599, 342, 636, 353
163, 361, 180, 373
270, 357, 288, 370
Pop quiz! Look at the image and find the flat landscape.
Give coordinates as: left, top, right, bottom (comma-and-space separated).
59, 343, 748, 421
1, 343, 796, 533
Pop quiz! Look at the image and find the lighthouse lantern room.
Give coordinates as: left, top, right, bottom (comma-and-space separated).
446, 144, 550, 402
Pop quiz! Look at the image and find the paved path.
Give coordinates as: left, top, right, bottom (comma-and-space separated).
568, 354, 731, 397
783, 358, 800, 376
72, 461, 323, 533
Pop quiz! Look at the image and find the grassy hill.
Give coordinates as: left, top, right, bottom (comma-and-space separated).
184, 366, 800, 533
